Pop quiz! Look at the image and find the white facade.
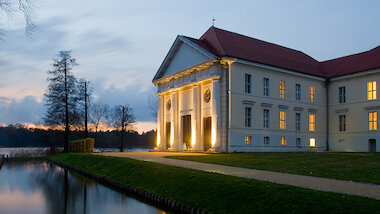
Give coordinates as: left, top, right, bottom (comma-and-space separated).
153, 35, 379, 153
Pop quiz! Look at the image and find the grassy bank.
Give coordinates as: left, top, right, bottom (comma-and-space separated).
168, 152, 380, 184
50, 153, 380, 213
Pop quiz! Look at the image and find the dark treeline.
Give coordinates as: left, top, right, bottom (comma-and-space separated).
0, 125, 156, 149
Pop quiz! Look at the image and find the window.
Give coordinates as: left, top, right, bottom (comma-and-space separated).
310, 138, 316, 147
245, 74, 251, 94
369, 111, 377, 130
245, 107, 252, 127
263, 78, 269, 96
309, 114, 315, 131
339, 115, 346, 132
281, 137, 287, 145
280, 81, 285, 99
367, 81, 377, 100
339, 86, 346, 103
280, 111, 286, 129
296, 138, 301, 147
263, 109, 270, 128
310, 86, 315, 103
264, 136, 270, 145
296, 112, 301, 131
296, 84, 301, 101
245, 136, 251, 144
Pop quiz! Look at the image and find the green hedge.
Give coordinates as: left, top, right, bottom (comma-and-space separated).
69, 138, 94, 152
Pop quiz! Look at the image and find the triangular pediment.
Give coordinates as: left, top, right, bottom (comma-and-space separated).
153, 36, 216, 82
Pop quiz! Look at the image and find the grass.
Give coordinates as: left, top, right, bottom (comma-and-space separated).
168, 152, 380, 184
50, 153, 380, 213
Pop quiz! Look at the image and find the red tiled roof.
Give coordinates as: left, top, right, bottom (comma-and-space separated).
187, 27, 380, 78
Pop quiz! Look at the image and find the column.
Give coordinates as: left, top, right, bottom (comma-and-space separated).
156, 94, 164, 150
176, 89, 182, 151
212, 78, 221, 151
191, 84, 201, 150
170, 90, 177, 151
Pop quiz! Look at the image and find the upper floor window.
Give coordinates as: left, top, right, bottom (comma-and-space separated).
245, 74, 252, 94
369, 111, 377, 131
295, 112, 301, 131
338, 86, 346, 103
339, 114, 346, 132
280, 81, 285, 99
309, 114, 315, 132
280, 111, 286, 129
295, 84, 301, 101
263, 109, 270, 129
367, 81, 377, 100
245, 107, 252, 127
263, 78, 269, 96
310, 86, 315, 103
281, 137, 287, 145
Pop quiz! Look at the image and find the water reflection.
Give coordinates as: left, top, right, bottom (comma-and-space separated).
0, 160, 167, 214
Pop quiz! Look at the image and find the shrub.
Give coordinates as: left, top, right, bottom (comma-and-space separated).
69, 138, 94, 152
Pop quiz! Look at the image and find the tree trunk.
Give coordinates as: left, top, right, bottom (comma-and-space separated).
64, 60, 69, 152
84, 81, 88, 138
120, 106, 125, 152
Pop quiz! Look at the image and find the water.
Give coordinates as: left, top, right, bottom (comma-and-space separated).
0, 147, 152, 157
0, 159, 167, 214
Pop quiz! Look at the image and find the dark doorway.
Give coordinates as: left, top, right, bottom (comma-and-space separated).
165, 122, 171, 149
203, 117, 212, 151
369, 139, 376, 152
182, 115, 192, 148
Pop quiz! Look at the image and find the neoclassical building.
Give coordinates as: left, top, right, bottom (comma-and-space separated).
152, 27, 380, 152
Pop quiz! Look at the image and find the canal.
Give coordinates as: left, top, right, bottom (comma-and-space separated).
0, 159, 167, 214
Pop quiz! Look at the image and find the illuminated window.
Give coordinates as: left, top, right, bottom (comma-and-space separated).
245, 107, 252, 127
280, 81, 285, 99
281, 137, 287, 145
263, 109, 270, 128
310, 138, 316, 147
263, 78, 269, 96
369, 111, 377, 130
339, 115, 346, 132
296, 84, 301, 101
295, 112, 301, 131
264, 136, 270, 145
245, 74, 252, 94
309, 114, 315, 131
310, 86, 315, 103
339, 86, 346, 103
245, 136, 252, 144
367, 81, 377, 100
296, 138, 301, 147
280, 111, 286, 129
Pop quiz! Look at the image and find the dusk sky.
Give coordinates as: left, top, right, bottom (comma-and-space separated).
0, 0, 379, 133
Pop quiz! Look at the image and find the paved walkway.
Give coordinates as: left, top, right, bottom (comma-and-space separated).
98, 152, 380, 200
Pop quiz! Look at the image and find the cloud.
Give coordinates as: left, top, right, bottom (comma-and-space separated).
0, 96, 44, 124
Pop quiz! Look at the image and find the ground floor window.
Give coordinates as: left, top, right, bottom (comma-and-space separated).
310, 138, 316, 147
339, 114, 346, 132
369, 111, 377, 130
281, 137, 287, 145
296, 138, 301, 147
264, 136, 270, 145
245, 136, 252, 144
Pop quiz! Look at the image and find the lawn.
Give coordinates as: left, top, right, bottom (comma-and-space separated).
168, 152, 380, 184
50, 153, 380, 213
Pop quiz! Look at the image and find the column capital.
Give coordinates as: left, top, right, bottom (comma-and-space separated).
212, 76, 222, 82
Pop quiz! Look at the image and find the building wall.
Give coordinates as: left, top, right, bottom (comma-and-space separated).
228, 62, 328, 152
328, 69, 380, 152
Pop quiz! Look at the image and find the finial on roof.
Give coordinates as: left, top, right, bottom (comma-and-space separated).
212, 17, 216, 27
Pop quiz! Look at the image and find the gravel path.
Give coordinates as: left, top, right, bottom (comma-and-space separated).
97, 152, 380, 200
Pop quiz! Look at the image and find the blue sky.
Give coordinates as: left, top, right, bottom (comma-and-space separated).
0, 0, 379, 132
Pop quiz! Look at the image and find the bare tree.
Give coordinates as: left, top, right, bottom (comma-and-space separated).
78, 79, 92, 138
43, 50, 79, 152
110, 105, 135, 152
0, 0, 35, 36
90, 101, 109, 133
148, 92, 158, 119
